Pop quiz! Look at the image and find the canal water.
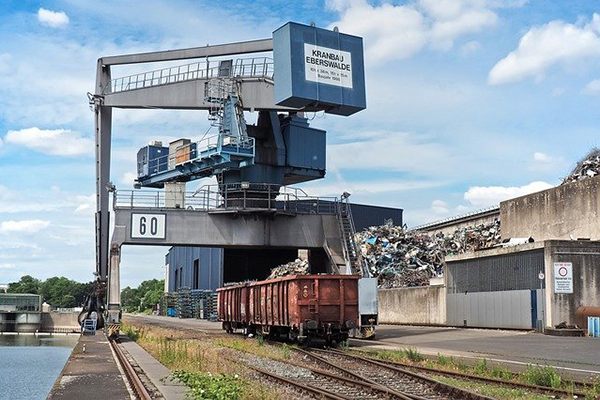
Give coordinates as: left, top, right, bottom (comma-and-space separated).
0, 335, 78, 400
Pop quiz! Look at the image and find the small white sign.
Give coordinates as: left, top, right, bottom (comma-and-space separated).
553, 262, 573, 294
131, 213, 166, 239
304, 43, 353, 89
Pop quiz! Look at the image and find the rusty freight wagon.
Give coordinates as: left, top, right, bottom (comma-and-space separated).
218, 275, 360, 345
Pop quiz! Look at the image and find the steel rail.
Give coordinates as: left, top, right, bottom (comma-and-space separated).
247, 364, 349, 400
304, 348, 493, 400
346, 350, 590, 399
109, 339, 152, 400
293, 347, 414, 400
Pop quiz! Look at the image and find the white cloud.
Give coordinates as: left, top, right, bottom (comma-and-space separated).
121, 172, 138, 186
0, 263, 16, 270
583, 78, 600, 94
0, 220, 50, 234
328, 0, 516, 64
37, 8, 70, 28
489, 14, 600, 84
74, 194, 95, 214
431, 199, 449, 215
533, 152, 553, 163
5, 127, 93, 157
460, 40, 482, 56
464, 181, 553, 207
327, 131, 456, 177
305, 179, 446, 198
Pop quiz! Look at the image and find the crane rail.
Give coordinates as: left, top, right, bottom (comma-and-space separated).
109, 338, 152, 400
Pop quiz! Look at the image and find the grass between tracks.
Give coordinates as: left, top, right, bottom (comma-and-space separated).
121, 322, 285, 400
358, 348, 600, 399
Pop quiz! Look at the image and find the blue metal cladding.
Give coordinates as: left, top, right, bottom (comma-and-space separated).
137, 145, 168, 178
349, 203, 403, 231
165, 247, 223, 292
282, 117, 326, 171
273, 22, 366, 116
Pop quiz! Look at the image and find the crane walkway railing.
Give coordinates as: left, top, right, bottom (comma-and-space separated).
102, 56, 274, 95
114, 185, 339, 215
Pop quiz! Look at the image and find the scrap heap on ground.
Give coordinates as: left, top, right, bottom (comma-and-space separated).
356, 220, 501, 288
267, 258, 310, 279
562, 148, 600, 184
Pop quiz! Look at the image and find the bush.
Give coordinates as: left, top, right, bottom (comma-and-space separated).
171, 370, 243, 400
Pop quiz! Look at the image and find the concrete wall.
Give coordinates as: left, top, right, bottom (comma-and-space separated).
41, 312, 80, 332
378, 286, 446, 325
501, 176, 600, 241
543, 240, 600, 327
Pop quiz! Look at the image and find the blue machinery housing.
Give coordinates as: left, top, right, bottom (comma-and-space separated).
136, 21, 365, 189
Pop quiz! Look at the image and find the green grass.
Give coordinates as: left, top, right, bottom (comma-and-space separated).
521, 365, 562, 389
361, 347, 425, 363
121, 323, 140, 341
171, 370, 243, 400
435, 376, 551, 399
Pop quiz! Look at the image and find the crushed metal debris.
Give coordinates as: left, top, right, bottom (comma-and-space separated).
356, 220, 501, 288
563, 148, 600, 184
267, 258, 309, 279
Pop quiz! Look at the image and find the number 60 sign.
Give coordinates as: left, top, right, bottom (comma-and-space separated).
131, 213, 166, 239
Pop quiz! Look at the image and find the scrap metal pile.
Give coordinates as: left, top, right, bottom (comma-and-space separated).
357, 220, 501, 288
562, 148, 600, 184
267, 258, 310, 279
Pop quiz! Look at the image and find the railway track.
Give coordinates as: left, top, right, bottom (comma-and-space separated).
109, 338, 152, 400
249, 362, 411, 399
292, 347, 490, 400
341, 349, 591, 398
305, 348, 590, 399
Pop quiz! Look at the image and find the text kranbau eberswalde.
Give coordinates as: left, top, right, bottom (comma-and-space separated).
305, 49, 351, 71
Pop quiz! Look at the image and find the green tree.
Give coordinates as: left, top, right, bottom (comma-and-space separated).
59, 294, 77, 308
7, 275, 41, 294
121, 279, 164, 312
39, 277, 93, 307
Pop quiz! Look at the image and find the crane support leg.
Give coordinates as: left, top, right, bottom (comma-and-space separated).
95, 60, 112, 284
106, 243, 121, 337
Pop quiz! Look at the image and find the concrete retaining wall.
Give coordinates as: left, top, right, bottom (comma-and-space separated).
501, 176, 600, 241
41, 312, 80, 332
544, 240, 600, 327
378, 286, 446, 325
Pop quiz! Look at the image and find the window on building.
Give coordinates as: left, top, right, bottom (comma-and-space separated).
174, 269, 179, 290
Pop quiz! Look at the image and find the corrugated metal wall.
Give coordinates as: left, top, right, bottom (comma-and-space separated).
446, 249, 544, 294
447, 289, 545, 329
165, 247, 223, 292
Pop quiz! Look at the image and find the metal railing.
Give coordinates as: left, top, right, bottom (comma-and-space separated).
140, 134, 254, 177
114, 184, 339, 215
103, 56, 274, 94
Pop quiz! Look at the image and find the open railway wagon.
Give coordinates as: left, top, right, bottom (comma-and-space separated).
218, 275, 359, 345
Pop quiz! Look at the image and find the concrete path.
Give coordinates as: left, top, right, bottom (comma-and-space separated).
352, 325, 600, 379
48, 333, 131, 399
126, 315, 600, 380
120, 339, 187, 400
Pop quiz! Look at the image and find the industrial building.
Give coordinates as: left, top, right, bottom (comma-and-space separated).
380, 175, 600, 331
164, 202, 403, 292
0, 293, 42, 332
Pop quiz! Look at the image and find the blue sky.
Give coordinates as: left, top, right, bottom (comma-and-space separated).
1, 0, 599, 287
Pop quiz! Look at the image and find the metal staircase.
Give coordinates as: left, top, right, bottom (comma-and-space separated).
338, 199, 368, 276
